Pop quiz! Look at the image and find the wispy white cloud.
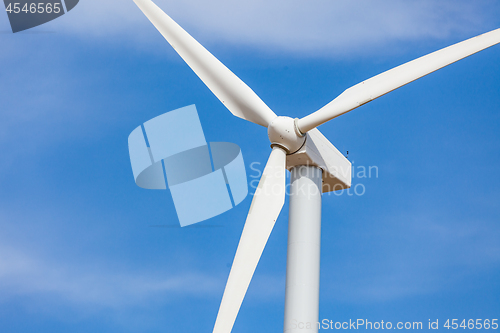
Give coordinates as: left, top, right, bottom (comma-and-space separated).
54, 0, 500, 56
320, 211, 500, 303
0, 243, 222, 309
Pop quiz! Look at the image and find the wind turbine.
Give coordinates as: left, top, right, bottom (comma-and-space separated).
133, 1, 500, 332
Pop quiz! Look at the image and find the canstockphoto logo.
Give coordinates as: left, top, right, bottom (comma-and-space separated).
128, 105, 248, 227
3, 0, 79, 33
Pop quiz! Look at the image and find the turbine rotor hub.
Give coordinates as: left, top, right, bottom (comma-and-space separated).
267, 116, 306, 154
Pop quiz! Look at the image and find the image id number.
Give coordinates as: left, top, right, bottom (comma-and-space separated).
444, 319, 498, 330
6, 2, 62, 14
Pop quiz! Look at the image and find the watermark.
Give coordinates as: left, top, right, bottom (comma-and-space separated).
318, 319, 423, 330
3, 0, 79, 33
128, 105, 248, 227
288, 318, 499, 330
249, 160, 378, 197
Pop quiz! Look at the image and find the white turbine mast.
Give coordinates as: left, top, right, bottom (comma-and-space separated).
133, 1, 500, 332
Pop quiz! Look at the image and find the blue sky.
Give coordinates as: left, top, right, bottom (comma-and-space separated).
1, 1, 499, 332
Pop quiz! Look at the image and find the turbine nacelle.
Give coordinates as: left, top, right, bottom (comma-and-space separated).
267, 116, 305, 154
286, 128, 351, 193
267, 116, 352, 192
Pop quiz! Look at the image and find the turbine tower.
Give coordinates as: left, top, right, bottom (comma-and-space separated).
133, 1, 500, 332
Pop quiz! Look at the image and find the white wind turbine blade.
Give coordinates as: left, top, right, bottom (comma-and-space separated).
213, 147, 287, 333
298, 28, 500, 133
133, 0, 277, 127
